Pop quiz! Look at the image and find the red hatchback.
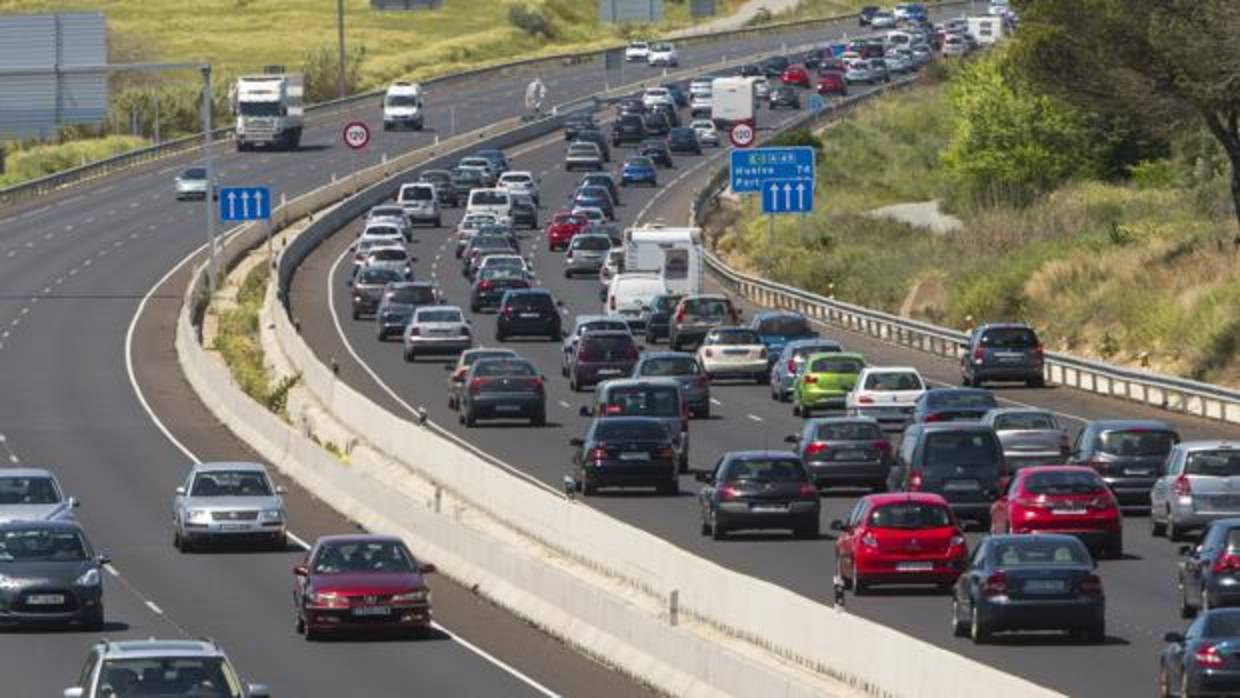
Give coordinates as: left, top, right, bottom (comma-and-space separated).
546, 211, 586, 252
816, 72, 848, 96
832, 492, 968, 594
990, 466, 1123, 559
780, 64, 812, 88
293, 534, 436, 640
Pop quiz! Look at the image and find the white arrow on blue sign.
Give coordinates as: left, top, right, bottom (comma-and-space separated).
761, 178, 814, 214
218, 186, 272, 222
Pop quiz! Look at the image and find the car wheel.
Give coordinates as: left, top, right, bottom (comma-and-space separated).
1157, 667, 1171, 698
699, 404, 711, 419
304, 623, 321, 642
711, 515, 727, 540
495, 330, 506, 342
531, 412, 546, 427
582, 480, 598, 496
1179, 581, 1197, 619
659, 479, 679, 496
377, 328, 387, 342
792, 402, 801, 417
295, 614, 305, 635
970, 605, 991, 644
270, 533, 288, 552
570, 375, 580, 393
1027, 375, 1046, 388
802, 405, 814, 418
796, 522, 819, 540
1079, 623, 1105, 644
853, 577, 869, 595
83, 607, 105, 632
700, 518, 712, 536
1168, 516, 1185, 542
463, 410, 477, 427
757, 372, 770, 385
448, 395, 457, 410
404, 348, 415, 362
678, 452, 689, 474
173, 527, 183, 551
434, 217, 442, 228
1106, 535, 1123, 560
351, 309, 360, 321
1151, 509, 1167, 537
951, 599, 969, 637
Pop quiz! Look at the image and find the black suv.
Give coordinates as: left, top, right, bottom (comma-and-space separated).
887, 423, 1007, 527
496, 289, 562, 341
564, 114, 597, 141
960, 322, 1045, 387
667, 127, 702, 155
612, 114, 646, 146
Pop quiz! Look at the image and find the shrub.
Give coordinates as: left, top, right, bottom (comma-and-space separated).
509, 2, 556, 39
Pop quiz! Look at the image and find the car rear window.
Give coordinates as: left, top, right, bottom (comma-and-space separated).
815, 422, 883, 442
358, 268, 402, 284
370, 249, 407, 261
388, 286, 433, 305
471, 191, 509, 206
507, 294, 554, 311
595, 420, 667, 441
1186, 451, 1240, 477
462, 350, 514, 368
979, 327, 1039, 349
928, 391, 997, 409
639, 357, 700, 376
572, 236, 612, 251
1203, 609, 1240, 637
709, 329, 759, 345
401, 186, 433, 201
582, 335, 636, 354
757, 315, 811, 336
993, 412, 1057, 431
364, 226, 401, 238
992, 538, 1091, 567
723, 458, 807, 482
1023, 470, 1104, 495
627, 157, 654, 168
416, 309, 462, 323
603, 387, 679, 417
922, 432, 1000, 469
579, 320, 629, 335
1097, 430, 1176, 457
864, 372, 922, 390
808, 356, 864, 374
793, 344, 841, 360
473, 359, 536, 377
685, 298, 730, 317
868, 503, 951, 529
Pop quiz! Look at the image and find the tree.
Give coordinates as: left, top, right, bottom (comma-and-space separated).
1009, 0, 1240, 227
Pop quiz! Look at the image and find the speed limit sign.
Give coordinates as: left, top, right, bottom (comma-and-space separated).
729, 122, 755, 148
342, 121, 371, 150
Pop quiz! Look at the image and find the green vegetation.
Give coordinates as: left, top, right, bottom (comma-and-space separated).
0, 136, 149, 187
212, 263, 299, 417
717, 49, 1240, 384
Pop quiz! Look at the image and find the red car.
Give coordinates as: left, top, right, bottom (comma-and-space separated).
546, 211, 586, 252
293, 534, 436, 640
780, 64, 812, 88
832, 492, 968, 594
816, 72, 848, 96
989, 466, 1123, 559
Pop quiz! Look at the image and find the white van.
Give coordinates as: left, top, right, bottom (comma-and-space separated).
606, 272, 668, 329
623, 226, 704, 297
466, 188, 513, 226
396, 183, 441, 227
383, 82, 424, 131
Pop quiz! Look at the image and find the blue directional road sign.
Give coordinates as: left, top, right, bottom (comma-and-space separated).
218, 186, 271, 222
730, 146, 815, 193
761, 178, 814, 214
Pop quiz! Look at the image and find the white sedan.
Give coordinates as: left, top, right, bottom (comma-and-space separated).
647, 42, 679, 67
625, 41, 650, 62
697, 327, 769, 383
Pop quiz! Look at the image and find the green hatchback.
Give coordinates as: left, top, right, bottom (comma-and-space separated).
793, 352, 866, 418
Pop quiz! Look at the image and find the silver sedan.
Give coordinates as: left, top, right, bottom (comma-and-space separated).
173, 462, 287, 552
403, 305, 473, 361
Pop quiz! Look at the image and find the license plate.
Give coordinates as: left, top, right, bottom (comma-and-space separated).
495, 404, 520, 412
620, 452, 649, 461
352, 606, 392, 617
724, 349, 748, 355
26, 594, 65, 605
597, 368, 622, 376
519, 312, 540, 319
943, 479, 980, 492
1125, 468, 1153, 476
751, 504, 789, 513
1051, 507, 1086, 515
834, 450, 867, 461
896, 562, 933, 572
220, 524, 248, 531
1023, 579, 1066, 594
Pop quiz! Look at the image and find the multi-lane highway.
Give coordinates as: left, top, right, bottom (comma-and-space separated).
285, 55, 1240, 698
0, 15, 905, 695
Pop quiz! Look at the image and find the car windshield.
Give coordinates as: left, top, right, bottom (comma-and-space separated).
993, 412, 1057, 431
417, 309, 462, 323
809, 357, 864, 374
502, 174, 531, 184
652, 43, 672, 51
929, 391, 997, 409
472, 359, 536, 377
923, 432, 999, 468
370, 249, 407, 262
816, 422, 882, 441
98, 657, 243, 698
421, 172, 450, 184
386, 95, 420, 106
453, 171, 482, 184
709, 330, 759, 345
569, 144, 597, 155
358, 268, 402, 284
1186, 451, 1240, 477
181, 168, 206, 180
238, 101, 282, 117
0, 527, 88, 562
864, 372, 922, 390
594, 420, 666, 441
0, 476, 60, 504
388, 286, 435, 305
311, 540, 417, 574
371, 207, 404, 218
639, 357, 700, 377
1097, 429, 1175, 457
757, 316, 810, 336
471, 191, 508, 206
190, 470, 272, 497
603, 387, 679, 417
401, 186, 433, 201
572, 236, 612, 251
1024, 471, 1104, 495
869, 503, 952, 529
980, 327, 1039, 349
992, 538, 1091, 567
723, 458, 806, 482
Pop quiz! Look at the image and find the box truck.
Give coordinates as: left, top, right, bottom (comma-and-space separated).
710, 76, 757, 132
623, 226, 704, 297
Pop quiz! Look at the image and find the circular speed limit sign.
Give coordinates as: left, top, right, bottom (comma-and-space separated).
342, 121, 371, 150
730, 122, 755, 148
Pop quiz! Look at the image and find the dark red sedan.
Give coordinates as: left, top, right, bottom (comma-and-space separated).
816, 72, 848, 96
546, 211, 586, 252
293, 534, 436, 640
780, 64, 812, 88
832, 492, 968, 594
990, 465, 1123, 558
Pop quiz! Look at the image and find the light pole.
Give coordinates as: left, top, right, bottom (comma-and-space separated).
200, 64, 218, 295
336, 0, 347, 100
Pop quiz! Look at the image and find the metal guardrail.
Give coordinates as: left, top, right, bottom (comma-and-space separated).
690, 79, 1240, 427
0, 1, 971, 209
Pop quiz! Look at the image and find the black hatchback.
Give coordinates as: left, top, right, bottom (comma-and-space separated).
667, 127, 702, 155
638, 140, 674, 168
571, 417, 679, 496
612, 114, 646, 146
887, 423, 1007, 526
762, 56, 790, 78
768, 85, 801, 110
496, 289, 561, 341
697, 450, 821, 540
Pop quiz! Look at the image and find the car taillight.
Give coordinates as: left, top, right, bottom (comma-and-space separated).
588, 447, 609, 462
693, 376, 708, 388
452, 368, 467, 381
857, 395, 874, 404
478, 281, 493, 290
1174, 475, 1192, 497
786, 359, 797, 374
872, 440, 891, 455
1087, 460, 1111, 474
908, 469, 923, 491
675, 308, 686, 324
1033, 343, 1045, 360
1077, 573, 1104, 596
718, 485, 741, 501
531, 376, 545, 390
861, 533, 879, 548
704, 348, 713, 358
407, 327, 420, 336
805, 442, 828, 457
655, 445, 676, 460
803, 374, 818, 384
982, 571, 1008, 597
798, 482, 818, 499
1014, 496, 1050, 510
972, 347, 985, 364
501, 306, 513, 317
1195, 643, 1226, 668
924, 412, 945, 422
1214, 554, 1240, 575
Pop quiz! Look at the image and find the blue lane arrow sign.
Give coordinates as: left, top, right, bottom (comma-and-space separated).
218, 186, 271, 222
761, 178, 814, 214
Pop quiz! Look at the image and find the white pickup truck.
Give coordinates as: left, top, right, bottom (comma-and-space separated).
846, 367, 927, 430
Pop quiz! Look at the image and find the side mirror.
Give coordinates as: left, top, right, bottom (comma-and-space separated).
419, 562, 437, 575
1179, 545, 1193, 557
71, 497, 81, 508
175, 486, 186, 496
1163, 632, 1185, 644
694, 471, 714, 483
97, 553, 112, 566
578, 406, 592, 417
830, 520, 846, 531
63, 689, 85, 698
246, 683, 271, 698
293, 565, 309, 577
570, 437, 585, 447
276, 485, 288, 495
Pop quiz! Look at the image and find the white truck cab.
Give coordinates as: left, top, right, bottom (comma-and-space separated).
232, 73, 304, 151
383, 82, 425, 131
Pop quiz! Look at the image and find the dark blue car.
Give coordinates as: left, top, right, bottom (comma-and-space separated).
749, 311, 817, 365
620, 156, 658, 187
572, 186, 615, 220
911, 388, 998, 424
661, 83, 688, 108
1161, 608, 1240, 698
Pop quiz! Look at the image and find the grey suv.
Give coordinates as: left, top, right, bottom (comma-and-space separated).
887, 423, 1007, 526
1151, 441, 1240, 541
960, 322, 1045, 387
64, 639, 269, 698
1068, 419, 1179, 507
173, 462, 288, 552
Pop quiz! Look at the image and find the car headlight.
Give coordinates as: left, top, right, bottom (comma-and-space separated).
187, 509, 211, 523
392, 590, 429, 603
0, 574, 21, 591
76, 568, 101, 587
309, 590, 346, 607
259, 509, 283, 522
